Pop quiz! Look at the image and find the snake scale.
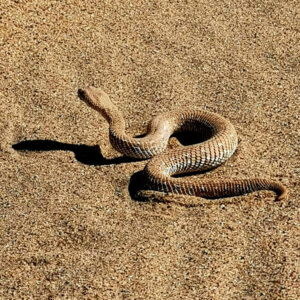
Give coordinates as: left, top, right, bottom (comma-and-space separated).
79, 87, 287, 201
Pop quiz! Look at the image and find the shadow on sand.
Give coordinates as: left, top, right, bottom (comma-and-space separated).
12, 139, 150, 201
12, 129, 217, 202
12, 139, 138, 166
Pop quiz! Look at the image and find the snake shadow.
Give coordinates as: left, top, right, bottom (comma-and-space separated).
13, 129, 223, 202
12, 140, 139, 166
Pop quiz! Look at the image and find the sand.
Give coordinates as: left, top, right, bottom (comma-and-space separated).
0, 0, 299, 299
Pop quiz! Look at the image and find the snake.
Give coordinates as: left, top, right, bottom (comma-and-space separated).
78, 86, 287, 201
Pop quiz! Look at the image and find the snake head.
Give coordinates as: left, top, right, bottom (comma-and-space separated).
78, 87, 123, 126
78, 86, 109, 107
78, 87, 112, 116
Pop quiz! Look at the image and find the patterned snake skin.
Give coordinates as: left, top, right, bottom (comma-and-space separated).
79, 87, 287, 201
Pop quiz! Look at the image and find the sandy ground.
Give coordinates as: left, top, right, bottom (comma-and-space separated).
0, 0, 299, 299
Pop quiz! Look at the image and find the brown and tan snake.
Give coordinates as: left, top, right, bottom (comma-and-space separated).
79, 87, 287, 201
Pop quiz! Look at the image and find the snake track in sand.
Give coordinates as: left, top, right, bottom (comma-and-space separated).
79, 87, 287, 201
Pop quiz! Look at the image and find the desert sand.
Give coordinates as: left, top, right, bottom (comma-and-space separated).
0, 1, 299, 299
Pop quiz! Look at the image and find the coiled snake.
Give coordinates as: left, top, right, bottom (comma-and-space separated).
79, 87, 287, 201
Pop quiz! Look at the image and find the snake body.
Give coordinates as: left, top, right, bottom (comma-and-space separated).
79, 87, 287, 201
